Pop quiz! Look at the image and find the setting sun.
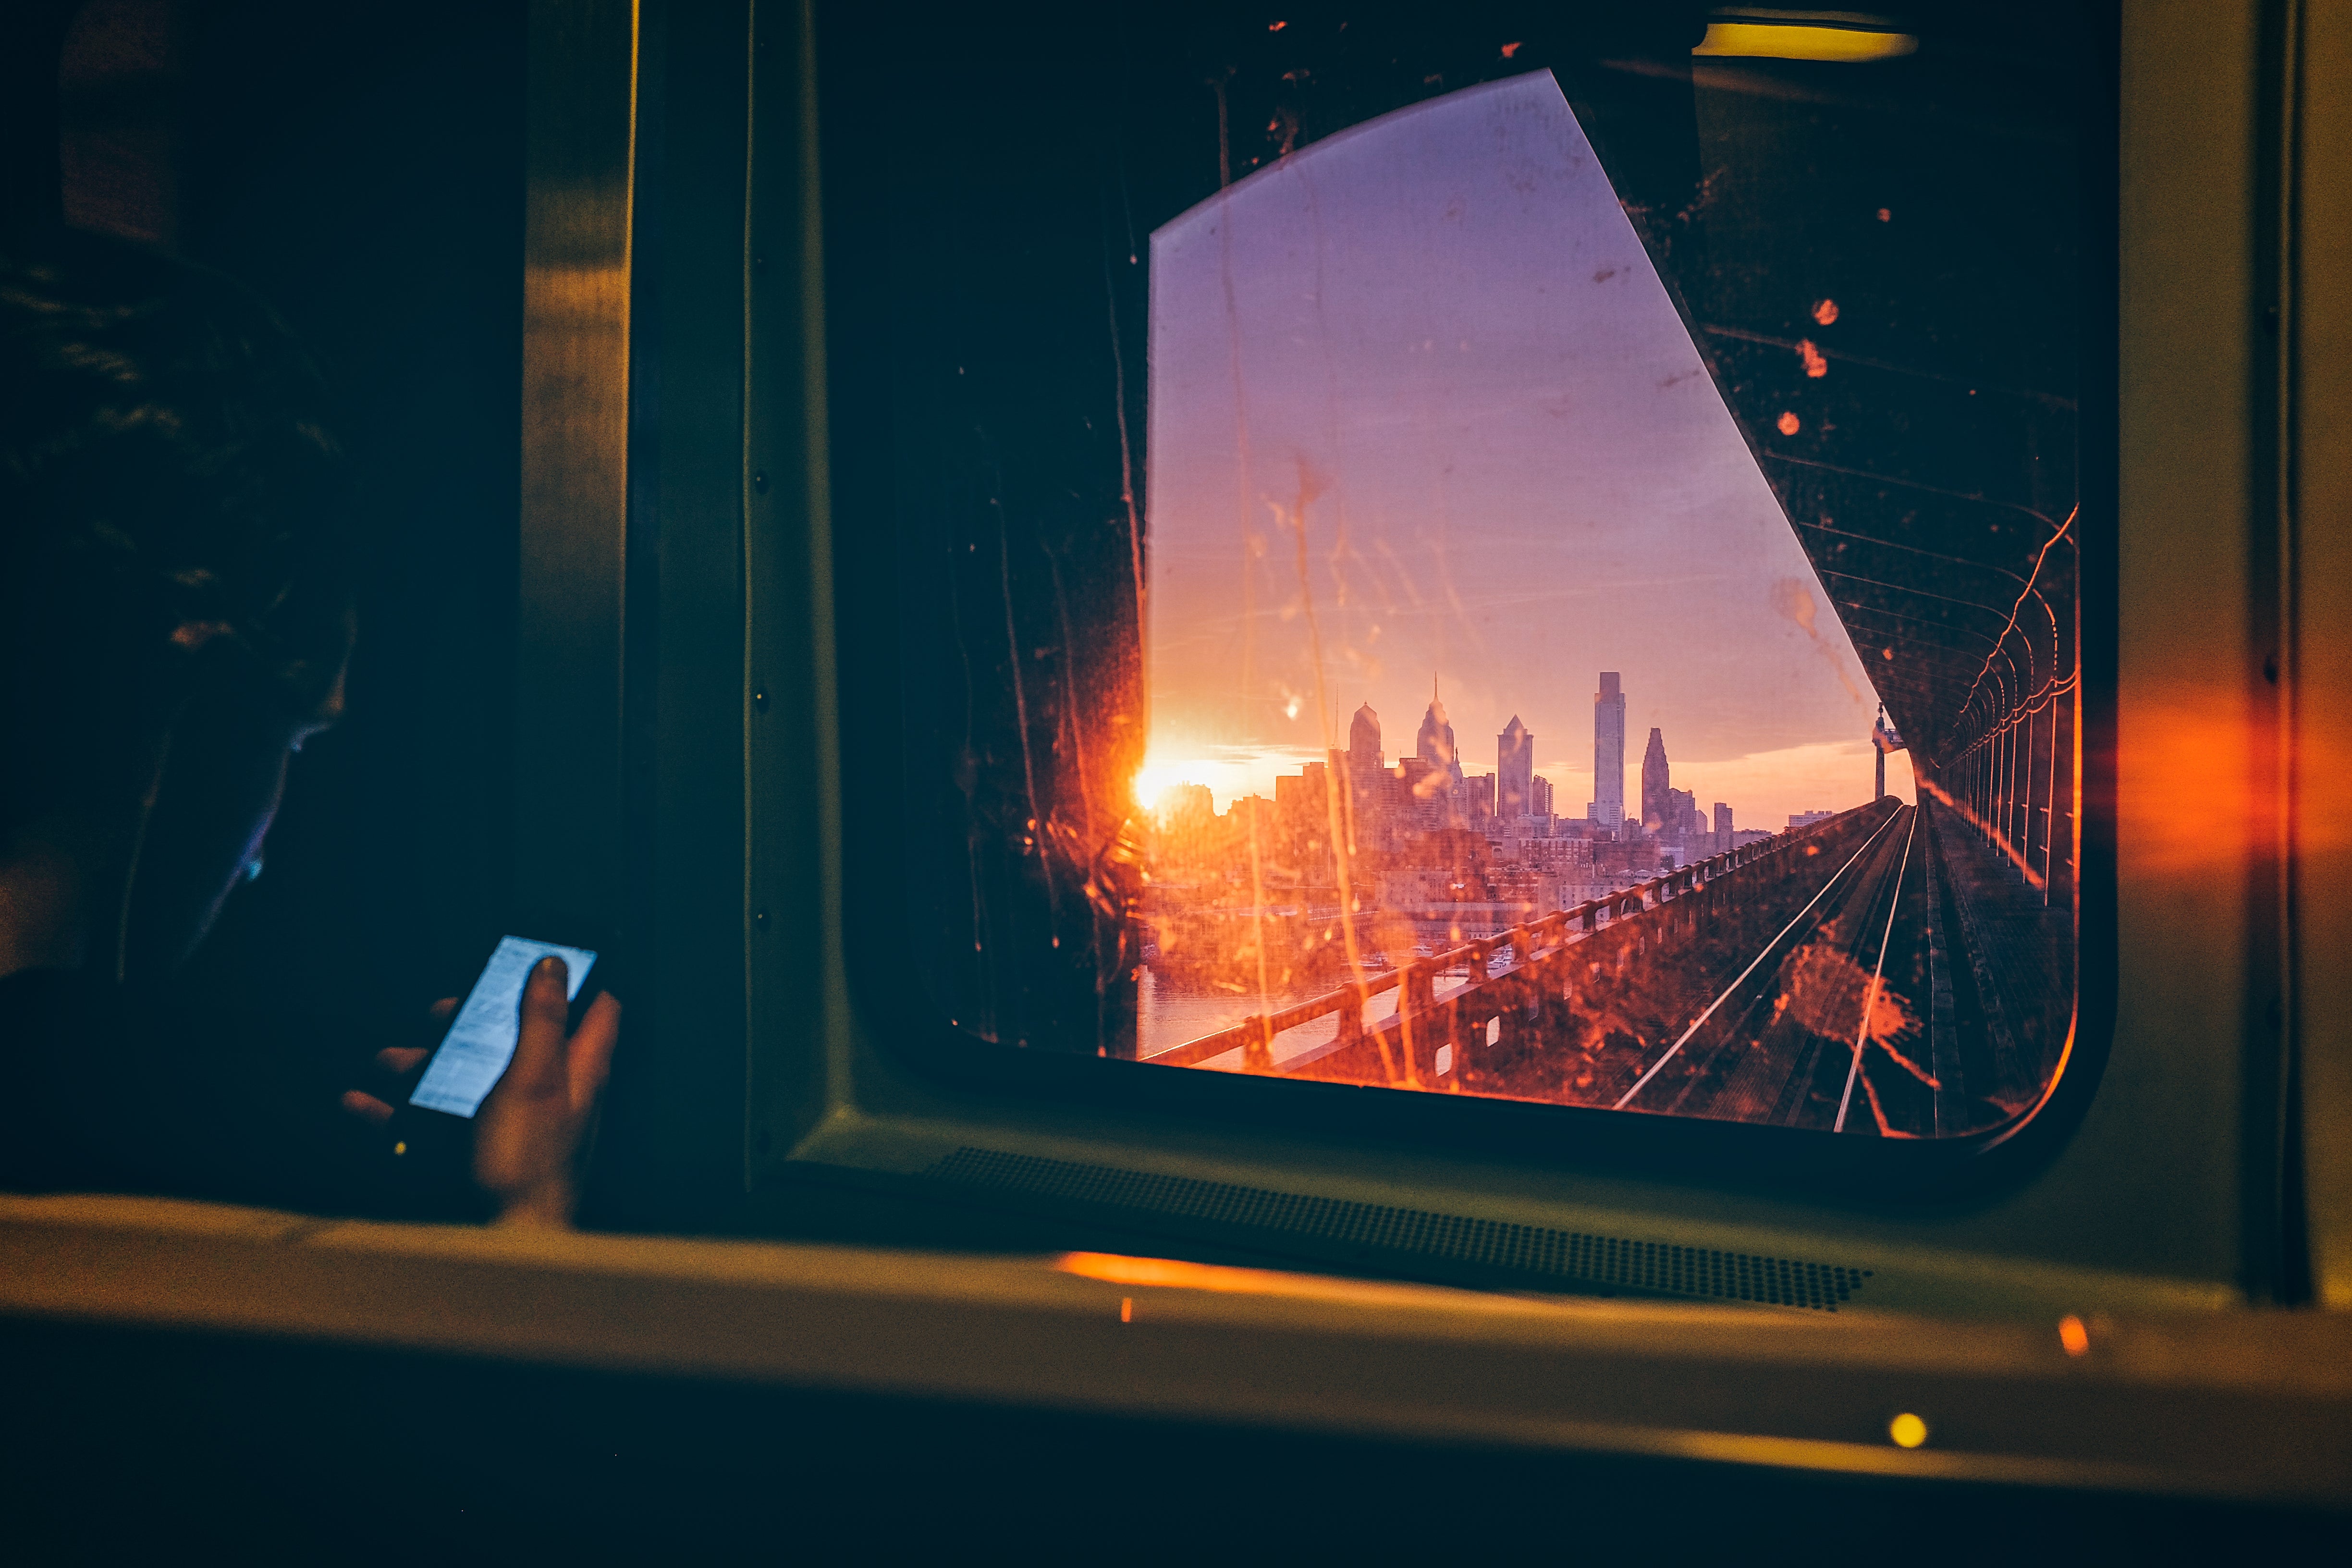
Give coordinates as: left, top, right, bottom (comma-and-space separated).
1131, 760, 1193, 813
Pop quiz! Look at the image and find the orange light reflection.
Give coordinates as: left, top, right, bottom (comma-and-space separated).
1054, 1251, 1522, 1313
1059, 1251, 1331, 1295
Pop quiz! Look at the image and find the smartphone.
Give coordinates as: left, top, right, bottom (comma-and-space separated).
392, 936, 598, 1154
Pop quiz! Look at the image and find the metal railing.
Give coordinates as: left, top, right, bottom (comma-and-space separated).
1148, 801, 1897, 1079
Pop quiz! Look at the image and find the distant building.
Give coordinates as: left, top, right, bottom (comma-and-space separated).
1416, 690, 1464, 791
1519, 839, 1593, 874
1641, 727, 1671, 834
1512, 837, 1598, 907
1591, 673, 1625, 835
1274, 764, 1327, 813
1665, 790, 1703, 841
1593, 834, 1663, 884
1464, 772, 1497, 820
1344, 702, 1389, 852
1412, 688, 1464, 825
1159, 782, 1213, 821
1497, 715, 1534, 818
1714, 801, 1733, 837
1788, 808, 1836, 829
1531, 775, 1555, 818
1398, 754, 1448, 825
1372, 826, 1495, 906
1273, 762, 1334, 882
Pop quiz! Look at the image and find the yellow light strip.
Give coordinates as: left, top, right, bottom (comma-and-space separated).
1694, 23, 1918, 62
1057, 1250, 1430, 1305
1054, 1251, 1541, 1313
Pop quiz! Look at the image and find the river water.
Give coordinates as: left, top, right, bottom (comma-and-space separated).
1135, 966, 1409, 1066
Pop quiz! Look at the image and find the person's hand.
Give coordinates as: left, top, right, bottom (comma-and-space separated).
339, 997, 456, 1124
472, 956, 621, 1228
339, 973, 620, 1228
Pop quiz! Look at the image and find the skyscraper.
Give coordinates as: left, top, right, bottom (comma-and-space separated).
1714, 801, 1734, 837
1641, 726, 1670, 834
1415, 685, 1464, 819
1415, 692, 1461, 783
1343, 702, 1390, 854
1590, 672, 1625, 835
1496, 715, 1533, 818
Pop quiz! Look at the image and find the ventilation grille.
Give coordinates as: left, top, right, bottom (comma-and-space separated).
926, 1147, 1870, 1312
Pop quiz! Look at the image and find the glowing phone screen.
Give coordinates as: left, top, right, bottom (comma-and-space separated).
407, 935, 597, 1117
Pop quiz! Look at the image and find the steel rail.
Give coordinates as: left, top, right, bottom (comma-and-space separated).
1835, 806, 1920, 1133
1612, 806, 1908, 1111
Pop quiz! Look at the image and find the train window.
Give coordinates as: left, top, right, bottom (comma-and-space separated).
834, 3, 2090, 1144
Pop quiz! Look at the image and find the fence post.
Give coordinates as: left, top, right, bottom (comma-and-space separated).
1243, 1016, 1273, 1073
1401, 960, 1435, 1018
1334, 984, 1363, 1049
1394, 960, 1434, 1081
1497, 969, 1529, 1051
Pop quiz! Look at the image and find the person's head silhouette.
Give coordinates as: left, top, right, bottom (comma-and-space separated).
1, 230, 352, 981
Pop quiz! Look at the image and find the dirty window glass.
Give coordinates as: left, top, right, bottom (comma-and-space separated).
828, 2, 2089, 1139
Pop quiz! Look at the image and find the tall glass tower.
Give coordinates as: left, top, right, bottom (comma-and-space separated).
1590, 672, 1625, 835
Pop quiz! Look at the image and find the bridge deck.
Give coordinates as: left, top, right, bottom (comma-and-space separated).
1138, 798, 2063, 1140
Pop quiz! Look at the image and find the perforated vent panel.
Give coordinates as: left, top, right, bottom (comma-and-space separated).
926, 1147, 1871, 1311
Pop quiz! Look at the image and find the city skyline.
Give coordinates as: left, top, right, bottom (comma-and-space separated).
1141, 672, 1909, 833
1139, 70, 1902, 834
1137, 675, 1913, 826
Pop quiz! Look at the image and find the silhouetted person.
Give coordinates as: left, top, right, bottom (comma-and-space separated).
0, 231, 615, 1225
